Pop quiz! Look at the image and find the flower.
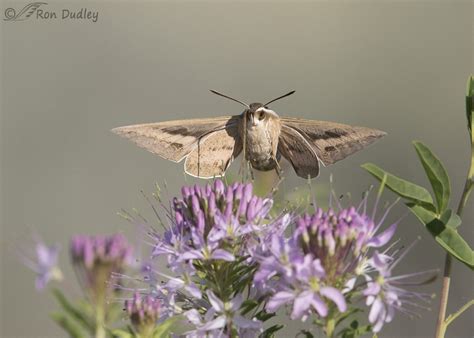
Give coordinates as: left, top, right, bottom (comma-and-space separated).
19, 238, 63, 291
363, 248, 436, 332
125, 291, 161, 336
265, 254, 347, 320
184, 291, 262, 337
71, 234, 133, 302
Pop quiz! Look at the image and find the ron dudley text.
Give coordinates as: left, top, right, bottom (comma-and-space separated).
37, 8, 99, 23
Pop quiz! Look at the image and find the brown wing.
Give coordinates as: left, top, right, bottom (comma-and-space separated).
278, 125, 320, 178
111, 116, 240, 163
185, 128, 242, 178
281, 117, 386, 166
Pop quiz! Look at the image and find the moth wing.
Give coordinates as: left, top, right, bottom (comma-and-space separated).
184, 128, 242, 178
112, 116, 239, 163
281, 117, 386, 166
278, 124, 320, 179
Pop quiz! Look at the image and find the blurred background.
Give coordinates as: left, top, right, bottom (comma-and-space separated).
1, 1, 473, 337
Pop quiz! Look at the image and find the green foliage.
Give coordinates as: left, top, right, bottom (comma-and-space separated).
151, 317, 179, 338
466, 75, 473, 139
338, 320, 372, 338
51, 289, 95, 333
362, 142, 474, 269
260, 324, 284, 338
50, 312, 88, 338
413, 141, 450, 213
361, 163, 434, 207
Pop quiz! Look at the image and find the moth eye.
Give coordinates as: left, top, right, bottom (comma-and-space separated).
259, 113, 265, 121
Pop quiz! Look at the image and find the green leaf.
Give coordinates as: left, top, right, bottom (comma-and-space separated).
362, 163, 435, 205
111, 329, 133, 338
297, 330, 314, 338
51, 289, 94, 332
425, 211, 474, 269
406, 203, 437, 225
50, 312, 87, 338
241, 299, 259, 315
153, 317, 179, 338
413, 141, 451, 213
466, 75, 474, 139
260, 324, 284, 338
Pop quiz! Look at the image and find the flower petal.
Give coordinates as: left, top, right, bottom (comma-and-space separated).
233, 315, 262, 329
211, 249, 235, 262
310, 293, 328, 317
198, 315, 227, 331
207, 290, 225, 312
291, 290, 313, 319
368, 223, 397, 248
266, 291, 295, 312
320, 287, 347, 313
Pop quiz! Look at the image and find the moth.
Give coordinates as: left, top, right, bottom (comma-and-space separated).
112, 90, 386, 179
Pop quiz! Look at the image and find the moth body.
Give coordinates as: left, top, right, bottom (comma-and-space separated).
242, 104, 281, 172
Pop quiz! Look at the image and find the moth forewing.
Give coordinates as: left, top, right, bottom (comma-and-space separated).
111, 116, 239, 165
280, 118, 386, 166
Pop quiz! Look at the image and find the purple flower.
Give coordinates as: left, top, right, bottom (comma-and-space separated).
71, 234, 133, 301
184, 291, 262, 337
19, 239, 63, 291
265, 254, 347, 320
125, 291, 162, 335
363, 248, 436, 332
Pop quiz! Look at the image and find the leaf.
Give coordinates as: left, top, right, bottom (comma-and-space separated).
466, 75, 474, 138
406, 205, 472, 268
50, 312, 87, 338
425, 211, 474, 269
260, 324, 284, 338
111, 329, 133, 338
413, 141, 451, 213
255, 310, 276, 322
362, 163, 435, 205
241, 299, 259, 315
153, 317, 179, 338
51, 288, 94, 332
406, 202, 437, 224
297, 330, 314, 338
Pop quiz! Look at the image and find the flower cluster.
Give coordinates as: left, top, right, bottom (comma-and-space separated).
125, 292, 162, 336
255, 201, 434, 335
71, 234, 133, 302
143, 180, 288, 336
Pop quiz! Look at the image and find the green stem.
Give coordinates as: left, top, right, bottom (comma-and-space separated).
435, 154, 473, 338
325, 317, 336, 338
95, 303, 106, 338
445, 299, 474, 327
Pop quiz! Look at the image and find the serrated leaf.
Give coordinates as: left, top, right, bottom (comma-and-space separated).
426, 213, 474, 269
50, 312, 87, 338
51, 288, 94, 332
413, 141, 451, 213
111, 329, 133, 338
362, 163, 435, 206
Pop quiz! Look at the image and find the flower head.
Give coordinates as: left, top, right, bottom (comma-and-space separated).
125, 291, 162, 336
19, 238, 63, 291
71, 234, 133, 301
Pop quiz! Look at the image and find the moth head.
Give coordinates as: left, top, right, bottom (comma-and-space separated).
246, 103, 275, 127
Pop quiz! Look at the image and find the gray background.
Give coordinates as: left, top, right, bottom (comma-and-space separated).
1, 1, 473, 337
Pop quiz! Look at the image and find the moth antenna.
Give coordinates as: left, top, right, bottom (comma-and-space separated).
264, 90, 296, 106
209, 90, 249, 108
